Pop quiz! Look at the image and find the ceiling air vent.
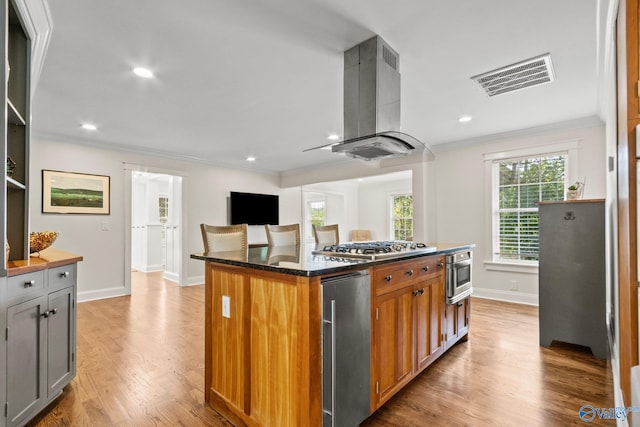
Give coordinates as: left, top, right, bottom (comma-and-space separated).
471, 53, 554, 97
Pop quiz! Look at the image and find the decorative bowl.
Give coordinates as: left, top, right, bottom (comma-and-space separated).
29, 231, 58, 254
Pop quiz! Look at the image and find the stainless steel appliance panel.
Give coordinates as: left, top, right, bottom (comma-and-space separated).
321, 271, 371, 427
446, 251, 473, 304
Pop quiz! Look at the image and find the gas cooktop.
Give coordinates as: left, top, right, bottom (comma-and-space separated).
312, 241, 436, 261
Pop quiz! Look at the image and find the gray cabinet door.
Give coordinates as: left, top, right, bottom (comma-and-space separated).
7, 296, 47, 427
47, 287, 74, 397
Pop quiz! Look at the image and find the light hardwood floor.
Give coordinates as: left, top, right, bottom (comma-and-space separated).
27, 272, 612, 426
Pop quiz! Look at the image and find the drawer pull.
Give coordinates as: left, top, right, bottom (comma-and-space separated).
24, 280, 35, 288
60, 271, 70, 278
406, 269, 414, 276
384, 275, 392, 282
40, 308, 57, 318
422, 266, 429, 272
438, 262, 444, 268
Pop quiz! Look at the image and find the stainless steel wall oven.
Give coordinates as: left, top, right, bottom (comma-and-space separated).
446, 251, 473, 304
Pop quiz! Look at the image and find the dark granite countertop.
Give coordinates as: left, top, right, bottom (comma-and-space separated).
191, 242, 475, 277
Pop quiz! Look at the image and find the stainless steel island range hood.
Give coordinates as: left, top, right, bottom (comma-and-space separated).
331, 36, 428, 161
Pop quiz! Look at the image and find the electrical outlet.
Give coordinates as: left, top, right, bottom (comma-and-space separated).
222, 296, 231, 318
510, 280, 518, 291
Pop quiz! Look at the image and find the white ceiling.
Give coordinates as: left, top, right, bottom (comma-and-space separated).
31, 0, 607, 174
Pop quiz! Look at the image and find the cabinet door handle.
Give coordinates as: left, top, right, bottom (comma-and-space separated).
24, 280, 35, 288
60, 271, 70, 278
412, 290, 420, 297
50, 308, 58, 315
406, 269, 414, 276
457, 302, 463, 307
384, 275, 392, 282
40, 310, 50, 318
419, 288, 425, 295
422, 266, 429, 272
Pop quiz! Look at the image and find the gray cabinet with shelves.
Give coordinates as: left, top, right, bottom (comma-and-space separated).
2, 0, 31, 267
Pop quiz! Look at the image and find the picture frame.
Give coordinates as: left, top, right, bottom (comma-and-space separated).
42, 170, 110, 215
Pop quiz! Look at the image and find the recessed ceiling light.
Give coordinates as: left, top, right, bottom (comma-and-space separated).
458, 116, 472, 123
133, 67, 154, 79
246, 156, 256, 162
81, 123, 97, 131
328, 134, 340, 141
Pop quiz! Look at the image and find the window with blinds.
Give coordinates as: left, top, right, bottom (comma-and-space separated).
493, 153, 567, 262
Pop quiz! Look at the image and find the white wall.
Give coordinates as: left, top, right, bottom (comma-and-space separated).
431, 123, 606, 304
30, 137, 301, 300
302, 180, 359, 243
358, 178, 412, 241
283, 158, 432, 241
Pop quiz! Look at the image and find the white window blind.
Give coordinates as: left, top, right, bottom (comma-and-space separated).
492, 153, 567, 262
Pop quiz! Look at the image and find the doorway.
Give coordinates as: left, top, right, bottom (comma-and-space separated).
125, 166, 185, 294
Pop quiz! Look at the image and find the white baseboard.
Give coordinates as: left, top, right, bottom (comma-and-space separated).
138, 264, 164, 273
77, 286, 129, 303
472, 287, 538, 306
185, 275, 204, 286
163, 271, 179, 282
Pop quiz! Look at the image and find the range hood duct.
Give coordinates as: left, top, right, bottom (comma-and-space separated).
332, 36, 427, 161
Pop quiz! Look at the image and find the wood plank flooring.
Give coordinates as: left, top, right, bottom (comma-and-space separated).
27, 272, 612, 426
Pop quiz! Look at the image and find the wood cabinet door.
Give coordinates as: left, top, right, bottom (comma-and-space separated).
444, 297, 471, 349
414, 277, 444, 372
372, 285, 413, 407
456, 297, 470, 338
444, 303, 457, 349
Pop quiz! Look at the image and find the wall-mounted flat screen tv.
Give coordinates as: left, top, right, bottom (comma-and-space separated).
230, 191, 279, 225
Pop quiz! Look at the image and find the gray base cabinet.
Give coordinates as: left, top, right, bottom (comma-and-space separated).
538, 200, 606, 358
2, 263, 77, 427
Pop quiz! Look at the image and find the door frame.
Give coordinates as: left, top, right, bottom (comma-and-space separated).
123, 163, 189, 294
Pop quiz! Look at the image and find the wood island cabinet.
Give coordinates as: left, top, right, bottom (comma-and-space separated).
370, 255, 447, 410
195, 245, 473, 426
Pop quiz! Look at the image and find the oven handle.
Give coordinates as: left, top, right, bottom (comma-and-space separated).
447, 259, 472, 268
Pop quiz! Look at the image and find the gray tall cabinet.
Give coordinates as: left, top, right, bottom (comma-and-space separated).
1, 1, 80, 427
538, 199, 607, 358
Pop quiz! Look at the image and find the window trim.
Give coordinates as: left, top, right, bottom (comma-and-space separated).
483, 139, 580, 273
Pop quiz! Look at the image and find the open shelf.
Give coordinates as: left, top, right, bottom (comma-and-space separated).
7, 99, 25, 126
6, 176, 25, 190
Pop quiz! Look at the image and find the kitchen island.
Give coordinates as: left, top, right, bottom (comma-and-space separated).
191, 242, 474, 426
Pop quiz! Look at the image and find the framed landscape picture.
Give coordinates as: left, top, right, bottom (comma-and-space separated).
42, 170, 110, 214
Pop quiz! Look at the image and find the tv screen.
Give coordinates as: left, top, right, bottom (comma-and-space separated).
230, 191, 279, 225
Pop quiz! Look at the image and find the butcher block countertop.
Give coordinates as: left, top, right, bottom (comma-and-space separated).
6, 248, 83, 276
